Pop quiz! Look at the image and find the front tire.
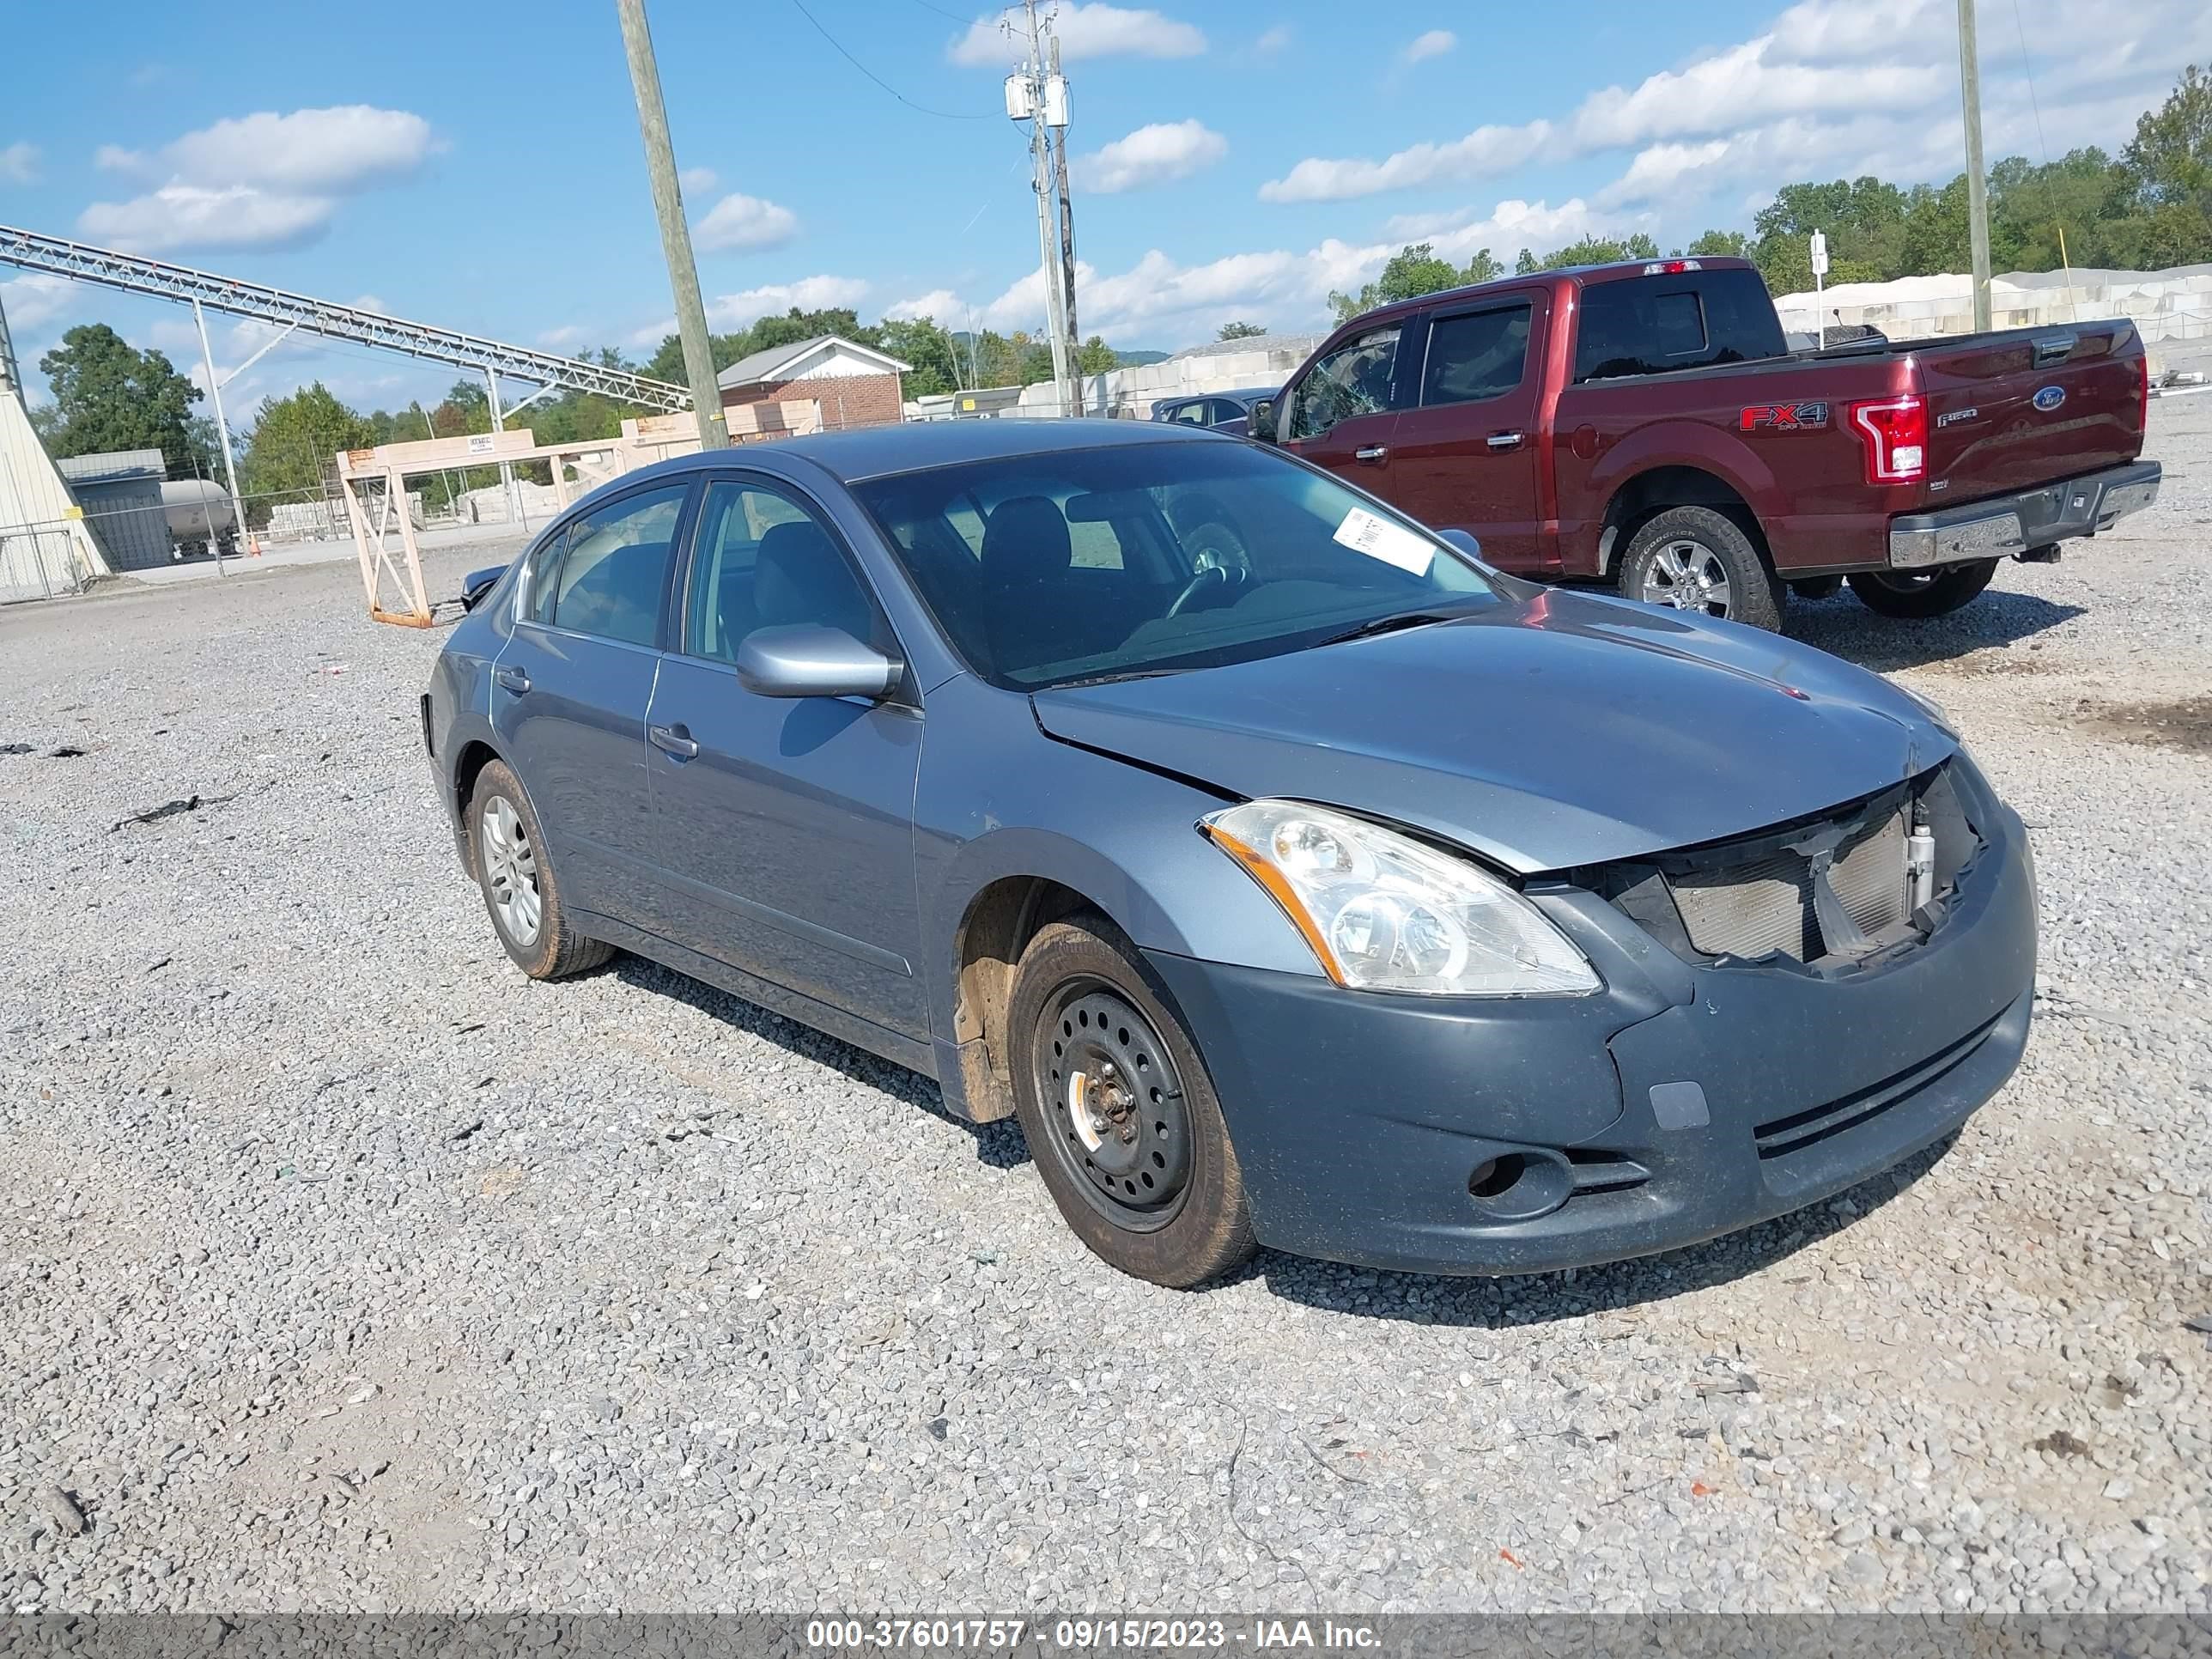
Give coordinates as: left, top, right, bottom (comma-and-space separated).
1847, 559, 1999, 618
1619, 506, 1784, 631
469, 759, 612, 980
1006, 917, 1256, 1288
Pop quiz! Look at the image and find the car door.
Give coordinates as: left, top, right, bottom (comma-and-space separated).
1277, 322, 1409, 490
642, 473, 927, 1039
494, 480, 694, 924
1385, 293, 1552, 570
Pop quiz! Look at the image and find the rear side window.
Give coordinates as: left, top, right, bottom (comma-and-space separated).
1572, 267, 1786, 383
543, 483, 689, 647
1421, 303, 1533, 406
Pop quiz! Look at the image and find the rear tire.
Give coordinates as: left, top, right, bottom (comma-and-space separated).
1007, 916, 1256, 1288
1847, 559, 1999, 619
1619, 506, 1784, 631
469, 759, 613, 981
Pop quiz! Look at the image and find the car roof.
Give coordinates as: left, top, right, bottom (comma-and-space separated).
1340, 255, 1760, 331
614, 416, 1230, 489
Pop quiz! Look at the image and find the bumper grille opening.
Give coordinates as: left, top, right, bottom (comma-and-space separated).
1672, 803, 1911, 962
1565, 1147, 1650, 1195
1753, 1013, 2001, 1158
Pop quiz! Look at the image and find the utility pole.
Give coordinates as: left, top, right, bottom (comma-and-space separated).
1008, 0, 1073, 415
1955, 0, 1992, 331
616, 0, 729, 449
1048, 33, 1083, 411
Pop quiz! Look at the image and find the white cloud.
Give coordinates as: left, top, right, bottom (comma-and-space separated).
1402, 29, 1455, 65
538, 324, 588, 348
1595, 140, 1736, 210
0, 274, 72, 331
680, 167, 718, 194
95, 143, 144, 171
884, 289, 964, 323
150, 106, 437, 193
76, 185, 334, 253
1, 142, 38, 185
692, 192, 799, 253
1384, 198, 1620, 260
1568, 39, 1941, 153
1254, 25, 1291, 55
629, 275, 872, 345
949, 3, 1203, 66
1073, 120, 1226, 193
1261, 121, 1554, 203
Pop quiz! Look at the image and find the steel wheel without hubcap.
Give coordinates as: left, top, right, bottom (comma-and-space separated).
479, 793, 542, 947
1638, 538, 1733, 616
1034, 979, 1193, 1232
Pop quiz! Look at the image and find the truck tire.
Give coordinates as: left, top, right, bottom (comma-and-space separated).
1847, 559, 1998, 619
1618, 507, 1785, 632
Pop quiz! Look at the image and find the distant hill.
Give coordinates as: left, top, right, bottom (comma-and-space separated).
1114, 349, 1170, 368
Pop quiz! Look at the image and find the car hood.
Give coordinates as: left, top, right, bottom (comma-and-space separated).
1029, 586, 1955, 872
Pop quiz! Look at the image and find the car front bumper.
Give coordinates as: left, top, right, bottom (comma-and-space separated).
1146, 798, 2037, 1277
1887, 459, 2160, 569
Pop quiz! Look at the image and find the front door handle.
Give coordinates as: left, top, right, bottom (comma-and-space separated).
1486, 431, 1524, 451
495, 665, 531, 694
649, 723, 700, 760
1354, 445, 1389, 464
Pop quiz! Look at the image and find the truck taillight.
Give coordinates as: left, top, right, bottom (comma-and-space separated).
1848, 395, 1927, 485
1640, 259, 1702, 275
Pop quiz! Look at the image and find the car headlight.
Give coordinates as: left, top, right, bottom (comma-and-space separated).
1200, 800, 1599, 996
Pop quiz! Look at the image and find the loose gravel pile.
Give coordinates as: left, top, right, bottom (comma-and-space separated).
3, 405, 2209, 1615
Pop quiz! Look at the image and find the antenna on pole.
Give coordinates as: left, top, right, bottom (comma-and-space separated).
1955, 0, 1992, 331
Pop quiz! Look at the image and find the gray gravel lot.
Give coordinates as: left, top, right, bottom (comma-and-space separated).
3, 406, 2209, 1615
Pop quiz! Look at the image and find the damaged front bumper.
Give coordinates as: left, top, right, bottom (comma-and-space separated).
1146, 763, 2037, 1278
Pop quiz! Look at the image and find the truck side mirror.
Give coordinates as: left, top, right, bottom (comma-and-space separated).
1248, 398, 1277, 443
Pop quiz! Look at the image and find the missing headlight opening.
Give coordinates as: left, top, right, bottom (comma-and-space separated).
1591, 762, 1983, 974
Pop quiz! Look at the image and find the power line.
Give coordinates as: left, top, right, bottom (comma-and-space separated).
788, 0, 997, 119
908, 0, 982, 22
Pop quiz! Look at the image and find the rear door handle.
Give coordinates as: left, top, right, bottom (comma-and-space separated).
495, 665, 531, 694
649, 723, 700, 760
1354, 445, 1389, 464
1486, 431, 1524, 451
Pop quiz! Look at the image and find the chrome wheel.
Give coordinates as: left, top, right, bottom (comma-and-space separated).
479, 794, 542, 946
1639, 538, 1734, 616
1035, 980, 1194, 1232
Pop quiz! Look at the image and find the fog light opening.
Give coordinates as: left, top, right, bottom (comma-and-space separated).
1469, 1155, 1526, 1199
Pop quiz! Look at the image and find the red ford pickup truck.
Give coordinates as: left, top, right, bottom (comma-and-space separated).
1246, 258, 2160, 630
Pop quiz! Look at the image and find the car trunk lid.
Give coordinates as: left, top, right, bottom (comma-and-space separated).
1919, 322, 2145, 503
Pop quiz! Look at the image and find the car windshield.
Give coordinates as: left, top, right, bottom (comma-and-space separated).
851, 440, 1500, 690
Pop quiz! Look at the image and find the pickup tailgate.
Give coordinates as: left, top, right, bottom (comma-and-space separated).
1918, 322, 2145, 501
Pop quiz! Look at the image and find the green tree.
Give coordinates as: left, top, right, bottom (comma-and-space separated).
235, 382, 371, 529
1525, 233, 1660, 272
2124, 63, 2211, 207
1216, 319, 1267, 340
1686, 228, 1751, 258
1074, 335, 1119, 375
35, 324, 212, 476
878, 315, 963, 397
1327, 243, 1504, 322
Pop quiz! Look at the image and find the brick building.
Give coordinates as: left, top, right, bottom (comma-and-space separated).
715, 335, 912, 431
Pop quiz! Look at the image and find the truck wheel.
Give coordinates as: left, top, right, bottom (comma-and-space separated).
1619, 507, 1784, 631
1006, 915, 1256, 1289
1847, 559, 1998, 619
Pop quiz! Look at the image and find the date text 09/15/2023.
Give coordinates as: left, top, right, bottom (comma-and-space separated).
802, 1619, 1383, 1651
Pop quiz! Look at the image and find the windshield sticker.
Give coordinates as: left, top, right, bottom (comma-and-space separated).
1333, 507, 1435, 575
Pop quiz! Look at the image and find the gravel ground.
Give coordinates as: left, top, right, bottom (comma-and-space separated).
3, 406, 2208, 1617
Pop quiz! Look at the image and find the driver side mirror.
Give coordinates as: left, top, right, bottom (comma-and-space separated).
1247, 398, 1277, 444
1436, 528, 1484, 563
736, 624, 902, 700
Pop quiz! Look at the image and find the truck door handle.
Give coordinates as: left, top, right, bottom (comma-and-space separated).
495, 665, 531, 694
1354, 445, 1389, 463
1486, 431, 1524, 451
649, 723, 700, 760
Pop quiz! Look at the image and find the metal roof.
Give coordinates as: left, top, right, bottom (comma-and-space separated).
714, 334, 914, 390
56, 449, 167, 484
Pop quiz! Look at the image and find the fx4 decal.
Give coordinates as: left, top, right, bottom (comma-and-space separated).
1739, 401, 1831, 432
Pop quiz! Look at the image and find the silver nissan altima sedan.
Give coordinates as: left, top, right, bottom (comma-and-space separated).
423, 419, 2035, 1287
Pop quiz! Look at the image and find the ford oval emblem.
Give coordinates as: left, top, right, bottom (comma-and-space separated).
2033, 385, 2066, 412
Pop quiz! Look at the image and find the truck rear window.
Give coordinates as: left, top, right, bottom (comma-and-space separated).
1572, 267, 1786, 383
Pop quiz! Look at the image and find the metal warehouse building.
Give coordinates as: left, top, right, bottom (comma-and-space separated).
56, 450, 172, 573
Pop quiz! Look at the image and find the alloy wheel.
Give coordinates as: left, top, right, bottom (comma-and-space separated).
1639, 538, 1734, 617
479, 794, 543, 947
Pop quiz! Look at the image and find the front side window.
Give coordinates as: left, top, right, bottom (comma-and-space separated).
683, 478, 879, 664
1283, 326, 1401, 440
544, 484, 688, 646
854, 440, 1498, 690
1421, 304, 1533, 406
1168, 400, 1209, 425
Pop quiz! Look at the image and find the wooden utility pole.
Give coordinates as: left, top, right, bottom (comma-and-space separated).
1049, 34, 1082, 404
617, 0, 729, 449
1956, 0, 1992, 331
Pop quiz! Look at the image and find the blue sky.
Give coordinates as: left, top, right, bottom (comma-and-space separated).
2, 0, 2203, 422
